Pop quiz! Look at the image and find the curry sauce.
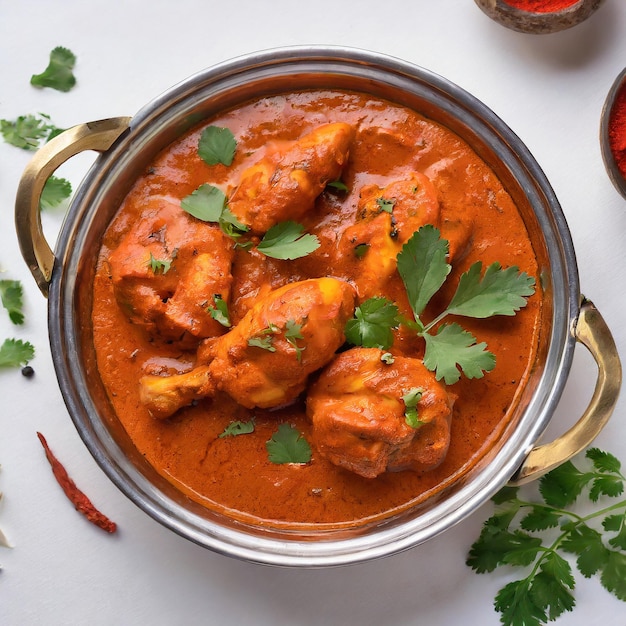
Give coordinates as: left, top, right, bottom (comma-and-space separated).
92, 90, 542, 528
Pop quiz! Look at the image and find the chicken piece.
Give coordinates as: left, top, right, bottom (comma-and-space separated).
108, 196, 235, 342
140, 277, 356, 418
228, 123, 355, 233
340, 173, 441, 300
306, 347, 454, 479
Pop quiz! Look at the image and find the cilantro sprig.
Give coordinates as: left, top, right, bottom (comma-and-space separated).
0, 280, 25, 325
219, 419, 255, 438
266, 423, 312, 464
40, 175, 72, 210
0, 339, 35, 367
346, 225, 535, 384
468, 448, 626, 626
198, 126, 237, 166
0, 113, 62, 150
30, 46, 77, 92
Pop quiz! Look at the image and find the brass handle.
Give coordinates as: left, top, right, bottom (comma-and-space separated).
15, 117, 132, 297
511, 298, 622, 485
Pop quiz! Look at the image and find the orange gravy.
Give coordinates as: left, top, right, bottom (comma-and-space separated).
92, 90, 542, 528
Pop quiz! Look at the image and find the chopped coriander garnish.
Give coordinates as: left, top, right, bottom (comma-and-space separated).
208, 295, 231, 328
284, 319, 305, 362
198, 126, 237, 166
256, 221, 320, 260
148, 252, 171, 275
0, 338, 34, 367
40, 175, 72, 210
402, 387, 424, 428
266, 423, 312, 464
326, 179, 349, 192
380, 352, 395, 364
30, 46, 77, 92
247, 323, 279, 352
219, 419, 255, 438
376, 197, 396, 213
0, 280, 25, 325
0, 113, 60, 150
181, 183, 227, 222
354, 243, 369, 259
344, 297, 400, 350
468, 448, 626, 626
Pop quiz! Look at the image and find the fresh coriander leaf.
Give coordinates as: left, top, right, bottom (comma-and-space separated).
0, 113, 57, 150
219, 419, 255, 438
587, 448, 622, 474
380, 352, 395, 364
604, 515, 626, 550
344, 297, 400, 350
30, 46, 77, 92
266, 423, 312, 464
402, 387, 424, 428
247, 324, 279, 352
495, 579, 547, 626
600, 551, 626, 601
208, 295, 231, 327
284, 319, 305, 362
326, 179, 349, 192
354, 243, 369, 259
520, 505, 562, 532
445, 261, 535, 319
218, 206, 249, 238
467, 525, 540, 573
530, 553, 576, 622
198, 126, 237, 166
539, 460, 589, 508
422, 322, 495, 385
561, 524, 608, 577
589, 474, 624, 502
397, 225, 450, 319
256, 221, 320, 260
181, 184, 227, 222
492, 486, 520, 505
40, 175, 72, 209
376, 197, 395, 213
148, 252, 171, 275
0, 338, 35, 367
0, 280, 25, 325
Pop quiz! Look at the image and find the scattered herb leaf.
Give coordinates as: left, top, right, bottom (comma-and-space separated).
181, 183, 227, 222
0, 280, 25, 325
327, 179, 349, 192
0, 338, 35, 367
376, 197, 396, 213
40, 175, 72, 210
208, 295, 231, 327
284, 319, 305, 362
344, 297, 400, 350
266, 423, 312, 464
380, 352, 395, 364
402, 387, 424, 428
30, 46, 77, 92
354, 243, 370, 259
468, 448, 626, 626
247, 323, 279, 352
198, 126, 237, 166
148, 252, 171, 275
0, 113, 60, 150
219, 419, 255, 438
256, 221, 320, 260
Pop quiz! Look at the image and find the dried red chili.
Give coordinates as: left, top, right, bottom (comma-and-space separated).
502, 0, 579, 12
608, 80, 626, 179
37, 432, 117, 533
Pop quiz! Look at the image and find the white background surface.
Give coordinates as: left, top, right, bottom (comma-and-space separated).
1, 1, 626, 624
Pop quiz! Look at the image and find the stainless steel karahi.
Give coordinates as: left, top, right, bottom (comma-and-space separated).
15, 46, 621, 567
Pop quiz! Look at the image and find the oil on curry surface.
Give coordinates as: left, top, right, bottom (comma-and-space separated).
92, 90, 542, 528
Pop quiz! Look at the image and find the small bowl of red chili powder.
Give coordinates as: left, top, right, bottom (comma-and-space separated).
474, 0, 605, 34
601, 68, 626, 200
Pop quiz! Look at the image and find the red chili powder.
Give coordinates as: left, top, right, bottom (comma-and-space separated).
502, 0, 579, 12
609, 81, 626, 179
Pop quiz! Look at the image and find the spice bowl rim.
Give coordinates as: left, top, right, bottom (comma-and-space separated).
600, 66, 626, 200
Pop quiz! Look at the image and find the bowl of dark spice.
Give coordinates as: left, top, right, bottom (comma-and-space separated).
601, 68, 626, 200
474, 0, 605, 33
